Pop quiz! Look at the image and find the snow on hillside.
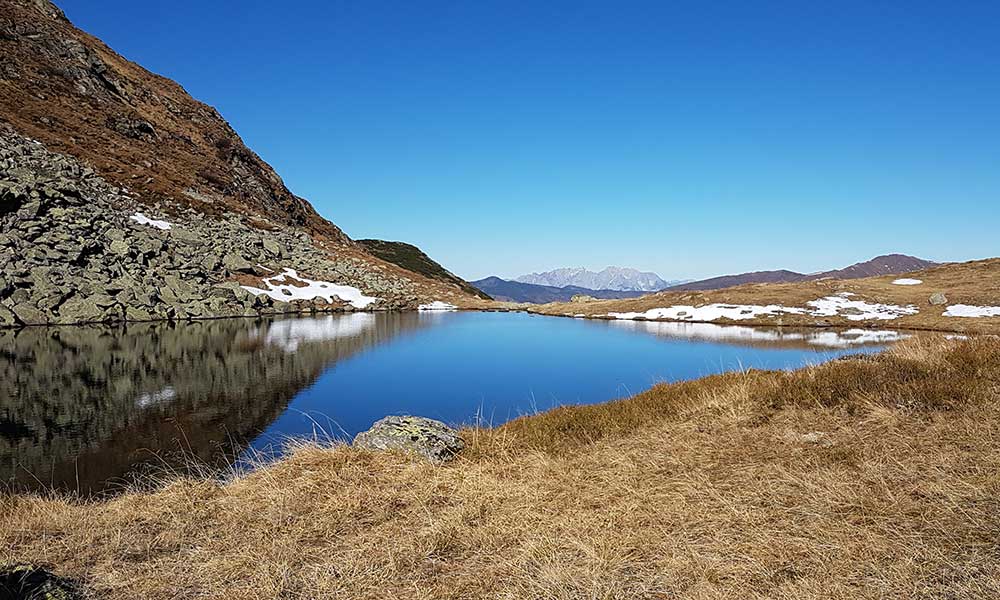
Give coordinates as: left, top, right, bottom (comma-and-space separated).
608, 293, 919, 322
241, 268, 378, 309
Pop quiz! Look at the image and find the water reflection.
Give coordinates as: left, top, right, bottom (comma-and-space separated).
606, 320, 910, 349
3, 312, 916, 495
0, 314, 426, 494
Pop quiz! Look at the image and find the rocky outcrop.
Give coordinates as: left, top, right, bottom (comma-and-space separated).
353, 416, 466, 463
0, 130, 427, 327
0, 1, 484, 326
929, 292, 949, 306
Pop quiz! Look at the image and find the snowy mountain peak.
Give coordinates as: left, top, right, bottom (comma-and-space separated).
514, 266, 683, 292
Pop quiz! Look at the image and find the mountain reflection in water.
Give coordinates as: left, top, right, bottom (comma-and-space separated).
0, 313, 426, 494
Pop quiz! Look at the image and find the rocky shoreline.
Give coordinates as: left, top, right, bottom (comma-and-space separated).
0, 130, 431, 328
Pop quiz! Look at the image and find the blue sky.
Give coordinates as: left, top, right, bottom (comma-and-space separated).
61, 1, 999, 280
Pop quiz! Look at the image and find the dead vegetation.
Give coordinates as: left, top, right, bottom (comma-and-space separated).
3, 336, 999, 599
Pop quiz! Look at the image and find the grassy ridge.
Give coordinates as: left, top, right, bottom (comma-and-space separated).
3, 336, 999, 598
358, 239, 492, 300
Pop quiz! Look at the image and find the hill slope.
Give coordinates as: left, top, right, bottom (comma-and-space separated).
0, 0, 484, 327
0, 0, 339, 237
358, 240, 491, 300
814, 253, 937, 279
670, 254, 937, 292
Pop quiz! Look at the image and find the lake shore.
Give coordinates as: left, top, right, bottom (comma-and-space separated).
4, 335, 999, 598
525, 258, 1000, 336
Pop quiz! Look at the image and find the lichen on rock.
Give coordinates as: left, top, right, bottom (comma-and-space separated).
353, 415, 465, 463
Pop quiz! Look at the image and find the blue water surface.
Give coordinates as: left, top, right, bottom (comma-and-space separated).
3, 311, 895, 493
250, 311, 879, 450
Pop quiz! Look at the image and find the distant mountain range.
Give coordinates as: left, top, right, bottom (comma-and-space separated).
474, 254, 938, 304
471, 277, 655, 304
670, 254, 938, 292
514, 267, 688, 292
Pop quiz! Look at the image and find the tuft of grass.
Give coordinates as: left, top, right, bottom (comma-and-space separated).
2, 338, 1000, 598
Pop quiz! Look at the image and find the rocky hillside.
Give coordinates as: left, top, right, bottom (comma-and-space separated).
0, 0, 340, 237
0, 0, 484, 328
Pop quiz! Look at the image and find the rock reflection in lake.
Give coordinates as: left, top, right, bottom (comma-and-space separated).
0, 313, 426, 494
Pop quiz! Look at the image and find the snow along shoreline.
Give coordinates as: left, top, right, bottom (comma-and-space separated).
606, 293, 920, 323
238, 269, 463, 313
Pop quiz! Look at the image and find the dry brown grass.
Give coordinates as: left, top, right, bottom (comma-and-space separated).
3, 337, 1000, 599
533, 258, 1000, 334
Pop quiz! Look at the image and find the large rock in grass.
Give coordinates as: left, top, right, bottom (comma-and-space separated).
353, 416, 465, 463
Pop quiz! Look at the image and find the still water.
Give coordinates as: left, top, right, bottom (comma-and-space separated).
1, 311, 907, 493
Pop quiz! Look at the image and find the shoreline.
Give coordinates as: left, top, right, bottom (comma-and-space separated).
3, 304, 990, 336
3, 336, 998, 597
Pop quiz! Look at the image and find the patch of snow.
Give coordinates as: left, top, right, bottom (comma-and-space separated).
419, 301, 458, 311
135, 386, 177, 409
130, 212, 172, 230
608, 296, 918, 323
943, 305, 1000, 318
609, 303, 807, 322
806, 296, 918, 321
257, 314, 376, 352
892, 278, 923, 285
945, 334, 970, 340
241, 268, 378, 309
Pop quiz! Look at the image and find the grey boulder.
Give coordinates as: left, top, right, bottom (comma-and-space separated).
353, 415, 465, 463
929, 292, 949, 306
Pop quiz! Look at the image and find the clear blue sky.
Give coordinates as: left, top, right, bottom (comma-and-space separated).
61, 1, 999, 280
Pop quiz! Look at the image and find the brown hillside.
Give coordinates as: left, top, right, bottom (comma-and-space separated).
670, 254, 938, 292
0, 0, 344, 239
